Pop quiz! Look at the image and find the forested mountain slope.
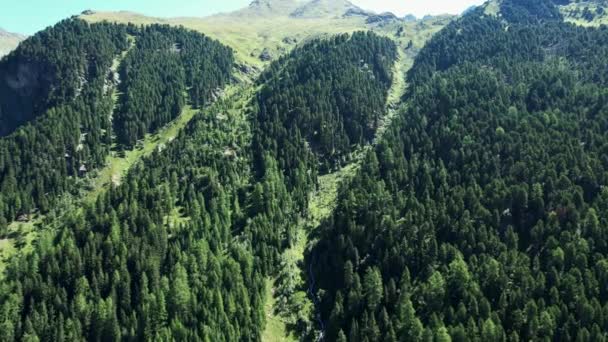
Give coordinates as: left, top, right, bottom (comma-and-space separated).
307, 0, 608, 340
253, 32, 396, 210
0, 32, 397, 341
114, 25, 233, 146
10, 0, 608, 341
0, 20, 128, 137
0, 20, 233, 229
0, 20, 130, 228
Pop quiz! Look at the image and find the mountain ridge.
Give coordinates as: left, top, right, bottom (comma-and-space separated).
226, 0, 394, 19
80, 4, 452, 68
0, 28, 25, 57
231, 0, 306, 17
289, 0, 361, 18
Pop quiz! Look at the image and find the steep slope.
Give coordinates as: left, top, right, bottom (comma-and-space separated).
0, 20, 127, 137
0, 85, 266, 341
248, 32, 396, 254
0, 19, 233, 229
0, 20, 130, 228
0, 31, 399, 341
0, 3, 455, 342
307, 0, 608, 340
262, 45, 407, 341
113, 26, 233, 146
0, 28, 24, 58
253, 32, 397, 184
76, 4, 453, 342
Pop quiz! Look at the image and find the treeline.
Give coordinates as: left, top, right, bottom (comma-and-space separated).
252, 31, 396, 210
0, 20, 234, 228
115, 25, 233, 147
307, 1, 608, 341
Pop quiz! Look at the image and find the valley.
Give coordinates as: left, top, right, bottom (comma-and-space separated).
2, 0, 608, 341
261, 43, 410, 341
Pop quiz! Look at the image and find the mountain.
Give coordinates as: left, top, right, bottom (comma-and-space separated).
0, 28, 25, 57
308, 0, 608, 340
0, 2, 452, 340
80, 3, 452, 67
232, 0, 307, 17
0, 20, 234, 226
290, 0, 361, 18
230, 0, 364, 19
0, 20, 398, 340
10, 0, 608, 341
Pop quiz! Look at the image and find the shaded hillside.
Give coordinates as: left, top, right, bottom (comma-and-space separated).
0, 20, 127, 137
307, 0, 608, 340
0, 20, 130, 227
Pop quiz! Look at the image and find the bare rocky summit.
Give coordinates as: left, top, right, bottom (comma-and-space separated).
0, 28, 25, 58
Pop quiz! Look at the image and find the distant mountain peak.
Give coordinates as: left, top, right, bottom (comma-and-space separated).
290, 0, 362, 18
239, 0, 306, 16
233, 0, 364, 18
0, 28, 25, 39
0, 28, 25, 58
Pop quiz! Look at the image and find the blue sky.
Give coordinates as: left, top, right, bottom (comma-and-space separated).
1, 0, 486, 35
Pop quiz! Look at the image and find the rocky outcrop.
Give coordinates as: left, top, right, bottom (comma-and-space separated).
343, 7, 372, 17
289, 0, 362, 18
237, 63, 256, 75
365, 12, 399, 24
228, 0, 368, 20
